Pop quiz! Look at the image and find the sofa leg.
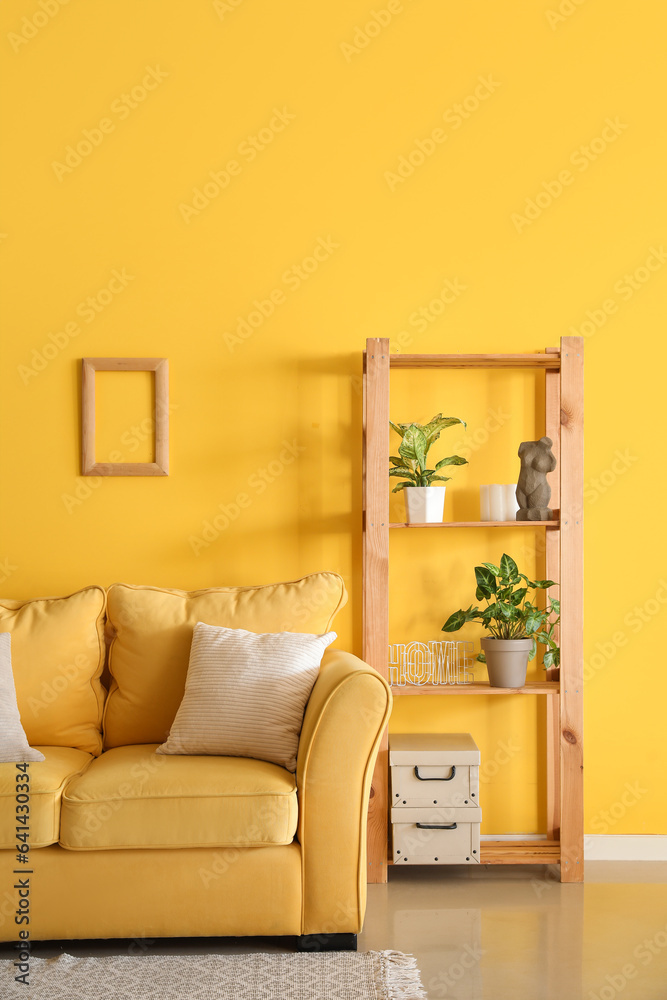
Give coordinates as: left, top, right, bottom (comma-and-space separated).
296, 933, 357, 952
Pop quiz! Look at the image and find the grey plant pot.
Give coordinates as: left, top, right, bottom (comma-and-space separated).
480, 637, 533, 688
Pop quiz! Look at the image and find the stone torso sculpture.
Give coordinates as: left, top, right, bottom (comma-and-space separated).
516, 436, 557, 520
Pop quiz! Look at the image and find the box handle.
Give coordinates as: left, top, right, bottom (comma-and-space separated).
414, 765, 456, 782
416, 822, 457, 830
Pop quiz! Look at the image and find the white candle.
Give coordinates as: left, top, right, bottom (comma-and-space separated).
479, 485, 490, 521
503, 484, 519, 521
489, 484, 505, 521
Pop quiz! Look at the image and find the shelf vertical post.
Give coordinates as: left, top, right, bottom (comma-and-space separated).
363, 338, 390, 884
545, 347, 561, 843
559, 336, 584, 881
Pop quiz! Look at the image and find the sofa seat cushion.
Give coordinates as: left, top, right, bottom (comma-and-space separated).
103, 574, 347, 748
0, 748, 93, 849
59, 745, 298, 851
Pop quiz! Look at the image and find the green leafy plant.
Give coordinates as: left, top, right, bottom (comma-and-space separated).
389, 413, 467, 492
441, 553, 560, 668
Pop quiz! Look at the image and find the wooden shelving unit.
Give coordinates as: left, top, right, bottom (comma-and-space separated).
362, 338, 583, 884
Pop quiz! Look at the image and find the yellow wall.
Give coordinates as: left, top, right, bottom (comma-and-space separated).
1, 1, 665, 837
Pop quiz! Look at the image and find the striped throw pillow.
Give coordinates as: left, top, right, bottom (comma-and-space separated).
156, 623, 336, 771
0, 633, 45, 763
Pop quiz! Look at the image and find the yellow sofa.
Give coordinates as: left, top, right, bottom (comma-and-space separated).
0, 576, 391, 949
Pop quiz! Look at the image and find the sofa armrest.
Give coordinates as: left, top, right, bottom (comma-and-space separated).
296, 648, 391, 936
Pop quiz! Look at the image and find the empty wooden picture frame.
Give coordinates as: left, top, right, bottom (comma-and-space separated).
81, 357, 169, 476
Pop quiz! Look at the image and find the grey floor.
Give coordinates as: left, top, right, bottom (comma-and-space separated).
1, 862, 666, 998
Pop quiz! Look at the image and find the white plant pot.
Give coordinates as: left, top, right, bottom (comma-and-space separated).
403, 486, 446, 524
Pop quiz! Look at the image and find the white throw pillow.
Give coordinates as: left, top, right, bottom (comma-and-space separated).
156, 623, 336, 771
0, 633, 45, 763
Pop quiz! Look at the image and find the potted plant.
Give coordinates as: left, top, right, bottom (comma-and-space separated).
389, 413, 467, 523
441, 553, 560, 687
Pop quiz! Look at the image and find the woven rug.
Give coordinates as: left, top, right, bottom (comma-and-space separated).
3, 950, 426, 999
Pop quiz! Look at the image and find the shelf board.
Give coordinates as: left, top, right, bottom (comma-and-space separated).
390, 682, 559, 696
390, 520, 559, 529
387, 840, 561, 866
389, 353, 560, 370
479, 840, 560, 864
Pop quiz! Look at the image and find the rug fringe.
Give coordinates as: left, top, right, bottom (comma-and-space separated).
380, 950, 428, 1000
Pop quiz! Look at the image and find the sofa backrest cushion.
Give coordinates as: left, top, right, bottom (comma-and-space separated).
0, 587, 107, 755
103, 574, 347, 747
